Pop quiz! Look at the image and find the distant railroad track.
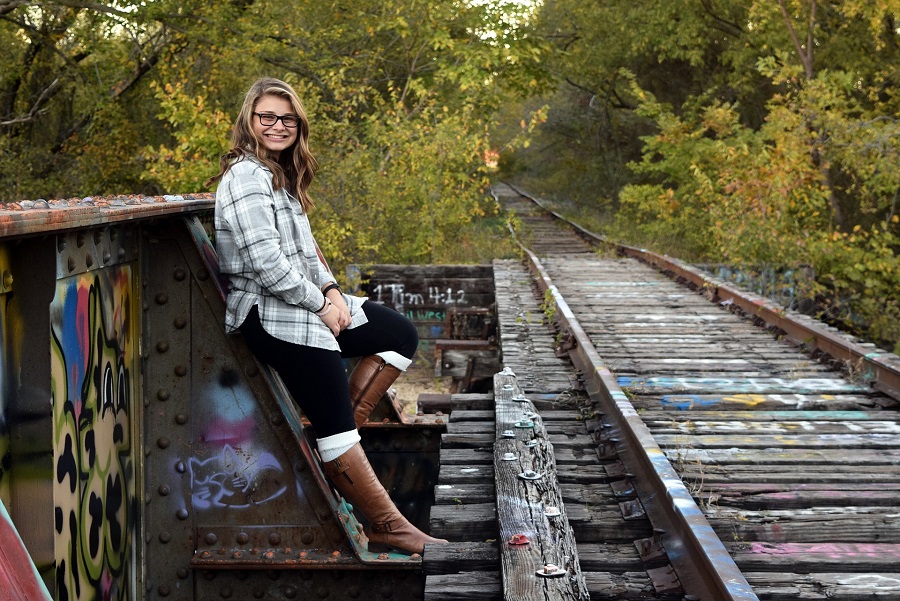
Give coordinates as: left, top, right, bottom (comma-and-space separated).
483, 182, 900, 600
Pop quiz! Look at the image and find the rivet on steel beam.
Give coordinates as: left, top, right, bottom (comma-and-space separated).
76, 233, 85, 248
67, 257, 76, 272
176, 569, 188, 580
220, 586, 233, 598
501, 452, 517, 461
377, 552, 389, 560
57, 239, 67, 252
159, 531, 171, 544
235, 570, 249, 581
201, 551, 211, 558
157, 437, 170, 449
158, 485, 170, 496
86, 255, 95, 270
301, 532, 314, 544
93, 230, 102, 244
502, 383, 514, 391
253, 590, 265, 599
331, 551, 341, 558
2, 271, 12, 288
508, 533, 529, 545
158, 584, 171, 597
284, 547, 292, 554
174, 365, 187, 377
174, 317, 187, 329
175, 413, 188, 425
176, 508, 188, 520
205, 532, 218, 545
284, 586, 298, 599
157, 341, 169, 353
102, 252, 111, 264
218, 548, 228, 555
237, 532, 249, 545
232, 551, 241, 559
269, 532, 281, 546
117, 247, 126, 259
518, 470, 542, 481
264, 551, 275, 559
175, 461, 186, 473
203, 570, 216, 580
198, 268, 209, 281
246, 365, 259, 377
299, 551, 308, 558
157, 389, 170, 401
316, 587, 329, 599
173, 268, 186, 281
155, 292, 168, 304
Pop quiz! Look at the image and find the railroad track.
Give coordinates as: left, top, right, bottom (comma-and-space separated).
425, 182, 900, 600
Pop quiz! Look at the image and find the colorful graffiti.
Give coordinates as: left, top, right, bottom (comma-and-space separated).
50, 266, 136, 601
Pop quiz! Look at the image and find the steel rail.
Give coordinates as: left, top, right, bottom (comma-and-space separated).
505, 183, 900, 402
494, 186, 758, 600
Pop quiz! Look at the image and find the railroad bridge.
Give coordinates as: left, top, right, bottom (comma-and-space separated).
2, 185, 900, 601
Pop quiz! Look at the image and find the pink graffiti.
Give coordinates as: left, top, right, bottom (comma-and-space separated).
750, 542, 900, 558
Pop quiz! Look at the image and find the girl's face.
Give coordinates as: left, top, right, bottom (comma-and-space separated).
252, 94, 298, 159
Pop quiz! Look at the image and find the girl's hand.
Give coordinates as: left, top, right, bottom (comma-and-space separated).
318, 301, 341, 336
325, 288, 352, 332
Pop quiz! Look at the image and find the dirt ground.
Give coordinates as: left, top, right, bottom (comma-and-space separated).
390, 358, 453, 415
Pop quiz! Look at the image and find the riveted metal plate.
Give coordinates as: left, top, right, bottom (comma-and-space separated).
56, 225, 136, 278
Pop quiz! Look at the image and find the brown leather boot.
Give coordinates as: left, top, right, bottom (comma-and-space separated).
323, 443, 448, 554
349, 355, 402, 427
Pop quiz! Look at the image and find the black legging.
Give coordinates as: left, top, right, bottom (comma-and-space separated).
238, 301, 418, 437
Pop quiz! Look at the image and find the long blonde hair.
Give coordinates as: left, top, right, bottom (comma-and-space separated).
209, 78, 318, 211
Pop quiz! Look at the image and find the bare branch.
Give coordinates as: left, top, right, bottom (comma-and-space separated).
698, 0, 744, 38
776, 0, 815, 79
1, 78, 61, 126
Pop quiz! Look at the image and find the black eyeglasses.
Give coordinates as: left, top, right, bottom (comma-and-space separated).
253, 112, 300, 128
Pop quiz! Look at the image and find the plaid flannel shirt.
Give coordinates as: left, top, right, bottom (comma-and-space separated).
214, 157, 367, 351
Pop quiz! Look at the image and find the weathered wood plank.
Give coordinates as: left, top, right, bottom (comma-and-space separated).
422, 541, 499, 576
434, 483, 496, 505
430, 503, 497, 541
657, 433, 900, 449
437, 464, 494, 484
743, 571, 900, 601
707, 507, 900, 542
730, 542, 900, 571
424, 571, 502, 600
494, 371, 589, 600
582, 571, 656, 600
630, 394, 888, 411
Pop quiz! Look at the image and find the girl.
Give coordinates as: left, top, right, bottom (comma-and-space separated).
209, 77, 445, 554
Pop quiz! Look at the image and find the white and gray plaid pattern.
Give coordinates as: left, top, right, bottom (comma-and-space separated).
215, 157, 367, 350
